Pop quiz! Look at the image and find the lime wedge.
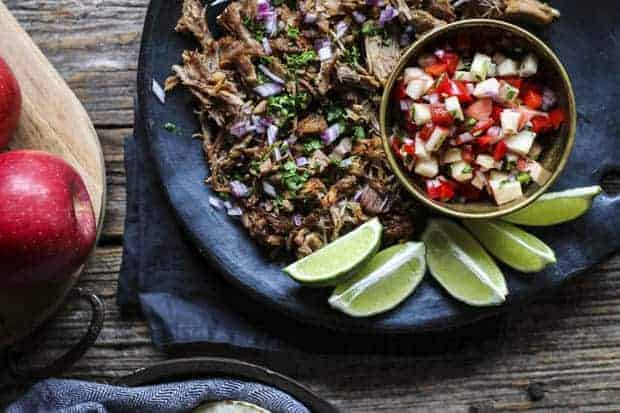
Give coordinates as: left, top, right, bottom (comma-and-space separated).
463, 219, 556, 273
328, 242, 426, 317
284, 218, 383, 286
422, 219, 507, 306
502, 186, 602, 226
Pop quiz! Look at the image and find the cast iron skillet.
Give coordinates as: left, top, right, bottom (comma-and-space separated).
138, 0, 620, 333
117, 357, 339, 413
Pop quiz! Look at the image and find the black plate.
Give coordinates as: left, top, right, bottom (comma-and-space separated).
138, 0, 620, 333
117, 357, 338, 413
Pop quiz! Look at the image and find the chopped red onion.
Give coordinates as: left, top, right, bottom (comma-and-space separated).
227, 206, 243, 217
335, 21, 348, 39
267, 124, 279, 145
366, 0, 384, 6
352, 11, 366, 23
293, 214, 303, 226
353, 189, 364, 202
254, 82, 283, 97
332, 137, 352, 159
258, 64, 285, 84
321, 123, 342, 145
434, 49, 446, 60
252, 115, 267, 133
457, 132, 475, 143
487, 126, 502, 138
399, 99, 412, 111
262, 37, 272, 55
209, 196, 223, 210
230, 181, 250, 198
304, 12, 318, 23
262, 181, 277, 198
264, 14, 278, 36
318, 45, 333, 61
230, 120, 251, 137
403, 137, 414, 146
466, 83, 475, 94
296, 156, 309, 166
379, 5, 399, 26
287, 134, 298, 145
273, 146, 282, 161
542, 87, 557, 111
152, 79, 165, 104
422, 93, 439, 104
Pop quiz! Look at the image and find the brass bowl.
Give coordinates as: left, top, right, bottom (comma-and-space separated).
380, 19, 576, 219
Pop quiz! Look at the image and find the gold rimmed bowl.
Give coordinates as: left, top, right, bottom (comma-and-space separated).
380, 19, 576, 219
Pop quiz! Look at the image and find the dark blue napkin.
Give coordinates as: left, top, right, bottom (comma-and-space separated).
117, 109, 508, 354
7, 378, 310, 413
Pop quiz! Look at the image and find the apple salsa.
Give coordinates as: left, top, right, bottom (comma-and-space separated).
390, 44, 566, 205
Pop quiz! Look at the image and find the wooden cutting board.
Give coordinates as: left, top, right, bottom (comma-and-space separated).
0, 1, 106, 347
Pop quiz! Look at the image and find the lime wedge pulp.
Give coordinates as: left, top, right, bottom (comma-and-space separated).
284, 218, 383, 286
463, 219, 556, 273
329, 242, 426, 317
422, 219, 508, 306
502, 185, 602, 226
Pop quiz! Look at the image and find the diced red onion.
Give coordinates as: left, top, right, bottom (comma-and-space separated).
542, 87, 557, 111
230, 180, 250, 198
321, 123, 342, 145
340, 157, 354, 168
273, 146, 282, 161
209, 196, 223, 210
318, 46, 333, 61
434, 49, 446, 60
267, 124, 279, 144
457, 132, 475, 143
254, 82, 283, 97
399, 99, 412, 111
487, 126, 502, 138
258, 64, 285, 84
379, 6, 399, 26
403, 137, 414, 145
296, 156, 309, 166
366, 0, 384, 6
152, 79, 165, 104
230, 120, 251, 137
262, 38, 272, 55
332, 137, 352, 159
466, 83, 475, 94
287, 134, 298, 145
264, 14, 278, 36
353, 189, 364, 202
227, 206, 243, 217
352, 11, 366, 23
422, 93, 439, 104
262, 181, 277, 198
293, 214, 303, 226
304, 12, 318, 23
335, 21, 348, 39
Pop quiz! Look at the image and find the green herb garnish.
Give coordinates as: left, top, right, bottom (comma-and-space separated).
465, 117, 477, 128
517, 171, 532, 184
462, 165, 473, 174
268, 92, 309, 121
303, 139, 323, 154
352, 125, 366, 141
242, 16, 265, 40
285, 50, 317, 72
361, 22, 384, 37
282, 160, 310, 191
325, 104, 346, 123
287, 26, 300, 40
343, 45, 361, 67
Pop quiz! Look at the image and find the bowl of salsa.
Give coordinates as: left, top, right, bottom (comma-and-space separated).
380, 19, 576, 219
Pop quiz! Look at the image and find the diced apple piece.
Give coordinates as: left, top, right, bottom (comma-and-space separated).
497, 58, 519, 76
471, 171, 486, 190
445, 96, 464, 121
454, 71, 475, 82
406, 78, 433, 100
412, 103, 431, 125
414, 156, 439, 178
500, 109, 521, 135
442, 148, 462, 164
475, 154, 496, 171
451, 161, 474, 182
488, 62, 497, 77
489, 172, 523, 205
415, 136, 430, 160
528, 142, 543, 160
524, 159, 551, 185
520, 53, 538, 77
473, 78, 500, 99
504, 130, 536, 156
498, 81, 519, 103
404, 67, 426, 83
471, 53, 492, 81
425, 126, 450, 152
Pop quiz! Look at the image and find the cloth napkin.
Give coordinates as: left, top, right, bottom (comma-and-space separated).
117, 107, 508, 354
7, 378, 310, 413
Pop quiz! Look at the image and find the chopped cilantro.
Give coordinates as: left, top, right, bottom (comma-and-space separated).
325, 104, 346, 123
281, 160, 310, 191
287, 26, 300, 40
352, 125, 366, 141
303, 139, 323, 154
343, 45, 361, 67
285, 50, 317, 72
242, 16, 265, 40
258, 56, 273, 65
462, 165, 473, 174
506, 89, 517, 100
361, 22, 384, 37
267, 92, 309, 121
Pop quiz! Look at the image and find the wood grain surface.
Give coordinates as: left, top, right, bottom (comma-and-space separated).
1, 1, 619, 411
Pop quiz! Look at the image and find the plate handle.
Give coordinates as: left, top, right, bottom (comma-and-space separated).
6, 288, 104, 381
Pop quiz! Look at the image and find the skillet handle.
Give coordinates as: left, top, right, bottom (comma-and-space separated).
6, 288, 104, 381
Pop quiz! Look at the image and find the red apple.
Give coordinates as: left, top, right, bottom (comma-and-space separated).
0, 150, 97, 287
0, 56, 21, 149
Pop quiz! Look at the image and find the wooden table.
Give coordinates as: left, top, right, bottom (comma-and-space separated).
1, 1, 619, 411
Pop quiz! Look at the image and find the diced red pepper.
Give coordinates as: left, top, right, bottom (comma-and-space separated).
431, 105, 454, 127
502, 76, 523, 89
393, 80, 408, 102
491, 104, 503, 122
440, 52, 460, 75
419, 123, 434, 141
439, 181, 456, 200
426, 180, 442, 199
471, 118, 495, 136
493, 140, 508, 161
523, 89, 543, 110
531, 115, 553, 134
549, 108, 566, 129
402, 142, 415, 156
424, 63, 449, 77
437, 76, 473, 104
476, 135, 494, 147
